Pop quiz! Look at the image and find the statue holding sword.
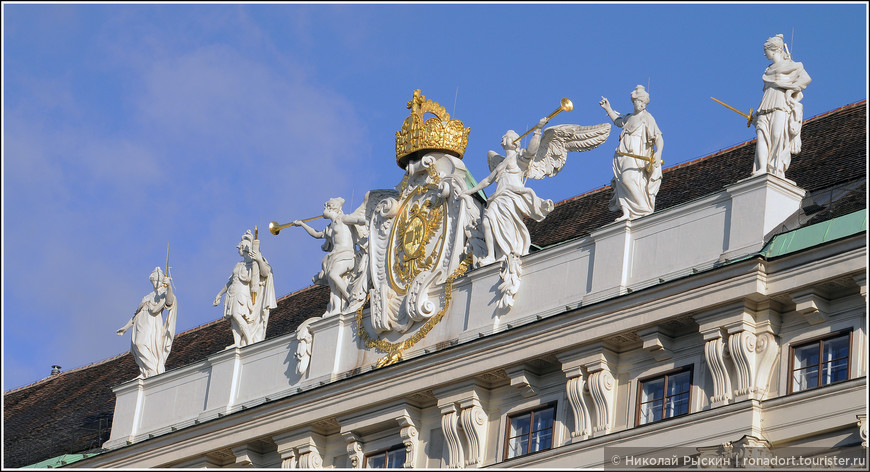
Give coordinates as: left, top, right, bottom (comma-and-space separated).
712, 34, 810, 179
600, 85, 664, 221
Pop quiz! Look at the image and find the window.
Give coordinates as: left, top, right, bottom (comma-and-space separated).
636, 367, 692, 426
504, 404, 556, 460
365, 446, 406, 468
790, 331, 851, 393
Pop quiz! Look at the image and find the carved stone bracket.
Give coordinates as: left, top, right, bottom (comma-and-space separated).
637, 327, 675, 362
297, 444, 323, 469
557, 346, 616, 440
435, 382, 490, 468
342, 432, 364, 469
853, 273, 867, 301
696, 301, 782, 407
505, 365, 541, 398
563, 368, 592, 440
439, 404, 465, 469
701, 327, 733, 408
231, 444, 258, 468
726, 302, 781, 402
273, 429, 326, 469
587, 366, 616, 437
459, 400, 487, 467
790, 289, 831, 325
858, 415, 867, 449
696, 435, 773, 469
397, 414, 419, 468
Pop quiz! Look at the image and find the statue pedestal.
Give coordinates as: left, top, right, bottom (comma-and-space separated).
723, 173, 806, 260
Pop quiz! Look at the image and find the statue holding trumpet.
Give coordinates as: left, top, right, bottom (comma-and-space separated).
600, 85, 664, 221
293, 197, 369, 317
464, 97, 611, 308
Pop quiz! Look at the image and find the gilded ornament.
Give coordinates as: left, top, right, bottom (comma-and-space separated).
395, 89, 470, 169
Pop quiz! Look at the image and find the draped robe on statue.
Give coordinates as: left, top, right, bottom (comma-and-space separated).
222, 259, 276, 346
485, 157, 553, 259
131, 286, 176, 378
609, 110, 663, 219
753, 59, 811, 177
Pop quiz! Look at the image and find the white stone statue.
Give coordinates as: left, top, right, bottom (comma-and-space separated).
600, 85, 664, 221
213, 230, 277, 349
465, 118, 610, 308
295, 198, 369, 317
751, 34, 811, 178
117, 267, 177, 379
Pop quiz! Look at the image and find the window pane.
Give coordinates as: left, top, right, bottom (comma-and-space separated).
665, 392, 689, 418
641, 378, 665, 403
532, 408, 554, 432
386, 449, 406, 468
368, 454, 385, 468
509, 415, 531, 438
530, 429, 552, 453
639, 399, 663, 425
507, 435, 529, 459
823, 336, 849, 361
668, 371, 691, 396
792, 366, 819, 392
822, 357, 849, 385
793, 344, 819, 369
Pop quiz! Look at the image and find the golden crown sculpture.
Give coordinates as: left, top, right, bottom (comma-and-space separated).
395, 89, 470, 169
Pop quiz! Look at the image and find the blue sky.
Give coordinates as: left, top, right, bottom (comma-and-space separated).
2, 2, 867, 391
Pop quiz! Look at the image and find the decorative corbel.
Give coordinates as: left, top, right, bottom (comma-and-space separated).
731, 435, 773, 465
342, 432, 364, 469
296, 443, 323, 469
853, 273, 866, 301
637, 327, 675, 362
459, 399, 487, 467
701, 327, 732, 407
396, 414, 419, 468
790, 290, 831, 325
273, 429, 325, 470
586, 365, 616, 437
231, 445, 256, 468
280, 449, 297, 469
440, 404, 465, 469
727, 328, 758, 401
564, 369, 592, 440
505, 366, 540, 398
858, 415, 867, 449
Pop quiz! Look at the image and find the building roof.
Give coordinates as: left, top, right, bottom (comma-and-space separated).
2, 100, 866, 469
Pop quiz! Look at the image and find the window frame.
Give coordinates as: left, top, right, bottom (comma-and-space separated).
634, 365, 693, 427
363, 444, 407, 469
502, 402, 557, 461
787, 330, 852, 394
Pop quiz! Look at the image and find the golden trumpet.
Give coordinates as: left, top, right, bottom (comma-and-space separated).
269, 215, 323, 235
513, 97, 574, 144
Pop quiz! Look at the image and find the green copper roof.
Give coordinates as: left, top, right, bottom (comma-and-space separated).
762, 209, 867, 259
22, 452, 100, 468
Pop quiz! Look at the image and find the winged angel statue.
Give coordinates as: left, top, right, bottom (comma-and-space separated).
464, 117, 611, 309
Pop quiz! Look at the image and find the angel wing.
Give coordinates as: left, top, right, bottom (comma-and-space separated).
487, 150, 505, 173
522, 123, 612, 180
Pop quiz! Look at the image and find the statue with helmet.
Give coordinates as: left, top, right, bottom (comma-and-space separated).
213, 229, 277, 349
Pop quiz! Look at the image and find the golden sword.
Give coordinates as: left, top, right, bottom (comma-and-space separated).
710, 97, 754, 127
616, 151, 663, 173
